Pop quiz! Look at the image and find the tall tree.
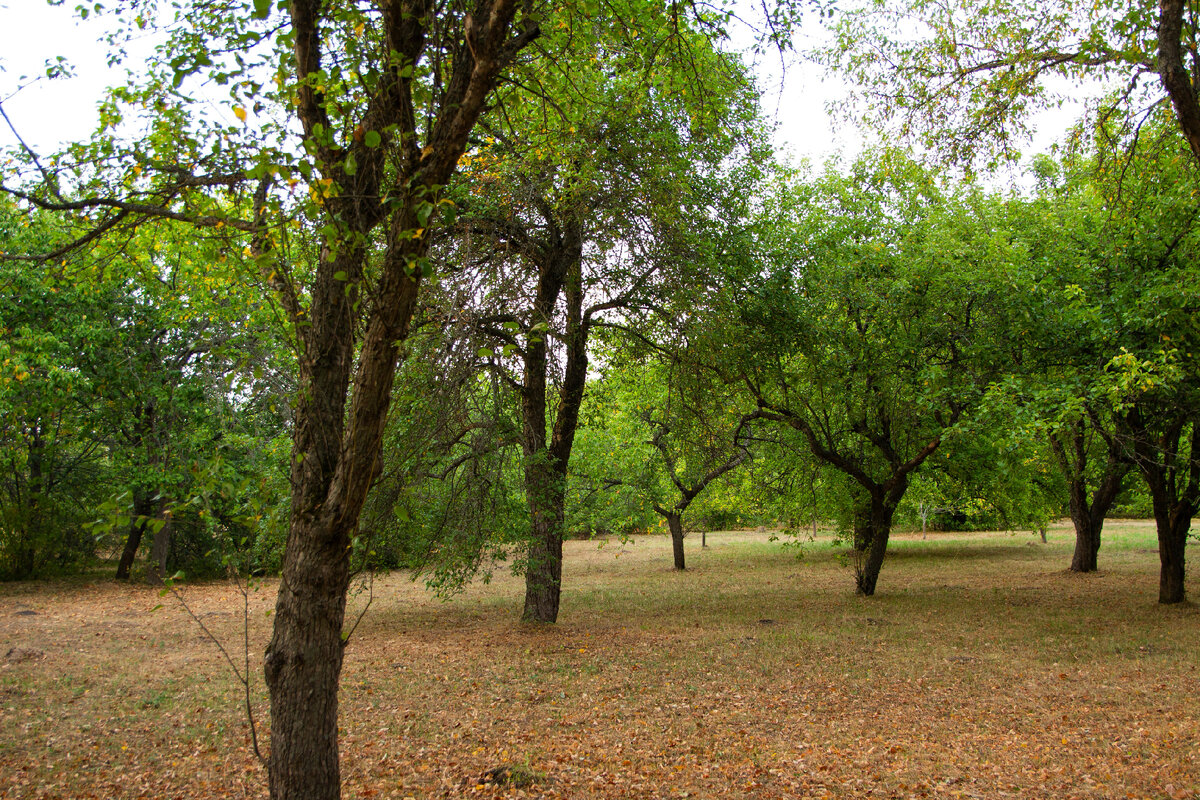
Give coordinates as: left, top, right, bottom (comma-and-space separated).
438, 2, 761, 621
3, 1, 538, 796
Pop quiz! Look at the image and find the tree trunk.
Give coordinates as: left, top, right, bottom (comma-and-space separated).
1052, 424, 1129, 574
264, 510, 353, 800
519, 295, 561, 623
520, 238, 586, 624
261, 5, 532, 792
1128, 411, 1197, 605
16, 423, 46, 579
1144, 453, 1194, 605
1158, 0, 1200, 164
855, 498, 897, 597
1068, 516, 1102, 572
115, 520, 147, 582
852, 505, 872, 552
523, 458, 565, 622
146, 514, 172, 585
1158, 507, 1189, 604
118, 489, 159, 581
667, 512, 685, 570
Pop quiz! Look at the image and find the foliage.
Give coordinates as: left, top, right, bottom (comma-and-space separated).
821, 0, 1168, 165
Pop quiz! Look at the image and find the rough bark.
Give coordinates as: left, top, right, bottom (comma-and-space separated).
522, 457, 566, 622
261, 2, 537, 797
854, 484, 905, 597
521, 238, 586, 624
667, 513, 686, 570
1126, 409, 1198, 605
1158, 0, 1200, 164
1048, 422, 1130, 574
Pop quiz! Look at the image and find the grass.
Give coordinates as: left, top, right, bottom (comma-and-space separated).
0, 519, 1197, 799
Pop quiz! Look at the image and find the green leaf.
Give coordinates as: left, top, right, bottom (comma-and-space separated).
364, 130, 381, 148
252, 0, 272, 19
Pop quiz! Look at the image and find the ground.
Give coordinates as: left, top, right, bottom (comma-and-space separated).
0, 521, 1197, 799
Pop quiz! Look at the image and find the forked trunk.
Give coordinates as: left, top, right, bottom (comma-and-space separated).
1056, 428, 1128, 574
519, 242, 586, 624
1068, 518, 1102, 573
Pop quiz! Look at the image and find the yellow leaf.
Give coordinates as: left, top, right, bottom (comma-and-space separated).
233, 106, 247, 123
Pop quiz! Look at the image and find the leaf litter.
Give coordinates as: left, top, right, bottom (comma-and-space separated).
0, 522, 1196, 799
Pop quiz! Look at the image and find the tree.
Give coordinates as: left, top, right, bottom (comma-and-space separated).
730, 154, 1026, 594
0, 203, 108, 578
436, 3, 761, 621
3, 1, 538, 796
584, 354, 757, 569
1053, 119, 1200, 602
822, 0, 1200, 167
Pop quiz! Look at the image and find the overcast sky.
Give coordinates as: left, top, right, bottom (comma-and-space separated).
0, 2, 1080, 177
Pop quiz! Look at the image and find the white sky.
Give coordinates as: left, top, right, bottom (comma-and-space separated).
0, 2, 871, 167
0, 2, 136, 155
0, 2, 1083, 176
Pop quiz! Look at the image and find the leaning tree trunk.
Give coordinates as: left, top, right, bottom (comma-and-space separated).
855, 498, 897, 597
115, 489, 155, 580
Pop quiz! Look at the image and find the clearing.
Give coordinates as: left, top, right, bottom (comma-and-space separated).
0, 521, 1197, 799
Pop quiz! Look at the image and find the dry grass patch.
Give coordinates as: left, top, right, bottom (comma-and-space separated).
0, 520, 1197, 799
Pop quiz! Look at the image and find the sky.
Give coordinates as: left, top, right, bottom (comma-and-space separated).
0, 2, 139, 155
0, 2, 868, 167
0, 2, 1083, 177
